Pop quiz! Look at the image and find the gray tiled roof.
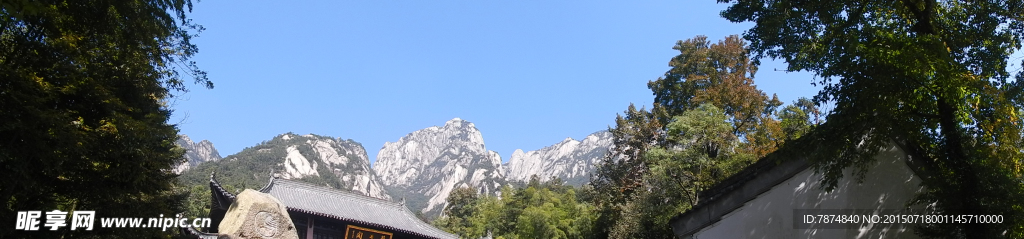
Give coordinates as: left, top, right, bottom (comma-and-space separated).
258, 178, 458, 239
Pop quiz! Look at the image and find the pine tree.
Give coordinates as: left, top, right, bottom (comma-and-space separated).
0, 0, 210, 237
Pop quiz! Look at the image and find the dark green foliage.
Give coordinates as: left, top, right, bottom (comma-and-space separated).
720, 0, 1024, 237
0, 0, 209, 237
435, 177, 599, 239
589, 104, 662, 239
777, 98, 818, 141
437, 187, 479, 237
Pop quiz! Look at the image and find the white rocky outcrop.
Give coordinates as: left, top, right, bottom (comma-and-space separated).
373, 118, 506, 217
504, 131, 613, 185
213, 133, 390, 200
283, 145, 319, 178
174, 135, 223, 173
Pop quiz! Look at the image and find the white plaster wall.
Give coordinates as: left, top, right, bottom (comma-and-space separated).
694, 144, 924, 239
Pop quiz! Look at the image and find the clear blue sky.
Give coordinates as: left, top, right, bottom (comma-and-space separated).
169, 0, 821, 165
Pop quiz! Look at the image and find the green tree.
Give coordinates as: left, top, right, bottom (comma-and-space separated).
0, 0, 210, 237
593, 35, 793, 239
438, 186, 481, 238
515, 201, 564, 239
777, 97, 819, 142
591, 104, 663, 238
648, 35, 784, 158
608, 104, 756, 239
471, 193, 505, 238
437, 183, 598, 239
654, 104, 745, 206
720, 0, 1024, 237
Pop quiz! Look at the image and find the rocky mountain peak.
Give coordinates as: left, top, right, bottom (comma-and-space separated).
444, 117, 467, 127
174, 135, 222, 173
373, 118, 505, 218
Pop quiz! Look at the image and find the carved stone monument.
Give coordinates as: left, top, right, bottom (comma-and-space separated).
218, 189, 298, 239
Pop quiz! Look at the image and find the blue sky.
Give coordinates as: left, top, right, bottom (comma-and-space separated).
169, 1, 821, 165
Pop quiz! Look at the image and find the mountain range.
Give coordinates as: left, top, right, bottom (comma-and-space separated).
178, 133, 390, 200
178, 118, 611, 218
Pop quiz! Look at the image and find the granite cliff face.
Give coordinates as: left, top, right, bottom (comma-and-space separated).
503, 131, 612, 186
373, 118, 506, 217
276, 133, 389, 199
174, 135, 222, 173
181, 133, 390, 200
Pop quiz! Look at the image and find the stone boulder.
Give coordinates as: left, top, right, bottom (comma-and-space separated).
218, 189, 298, 239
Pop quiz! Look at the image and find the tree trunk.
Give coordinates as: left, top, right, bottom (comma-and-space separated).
936, 96, 982, 238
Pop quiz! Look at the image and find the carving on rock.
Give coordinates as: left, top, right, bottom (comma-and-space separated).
255, 211, 278, 237
218, 189, 298, 239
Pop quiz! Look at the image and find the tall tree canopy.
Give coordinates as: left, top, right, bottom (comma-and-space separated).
0, 0, 209, 237
720, 0, 1024, 238
592, 35, 816, 239
648, 35, 784, 158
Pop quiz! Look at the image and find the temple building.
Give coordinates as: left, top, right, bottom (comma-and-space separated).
190, 173, 458, 239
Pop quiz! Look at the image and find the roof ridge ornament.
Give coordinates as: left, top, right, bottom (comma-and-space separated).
209, 171, 236, 200
258, 174, 278, 193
